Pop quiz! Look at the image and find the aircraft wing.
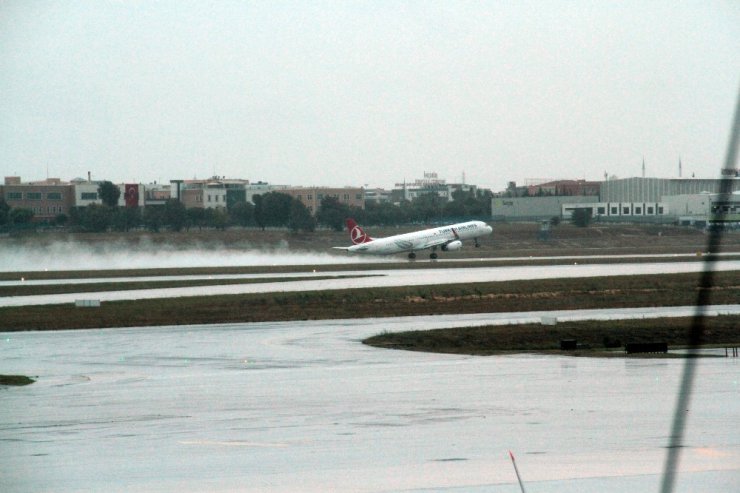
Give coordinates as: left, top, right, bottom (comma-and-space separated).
414, 236, 455, 250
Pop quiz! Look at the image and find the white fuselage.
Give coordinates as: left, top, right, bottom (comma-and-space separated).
346, 220, 492, 255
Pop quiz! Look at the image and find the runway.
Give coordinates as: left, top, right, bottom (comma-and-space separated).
1, 309, 738, 492
2, 259, 739, 307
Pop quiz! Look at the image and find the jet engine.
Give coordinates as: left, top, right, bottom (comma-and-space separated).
441, 240, 463, 251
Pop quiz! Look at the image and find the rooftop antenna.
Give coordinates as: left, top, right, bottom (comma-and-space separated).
642, 156, 646, 178
678, 156, 683, 178
462, 170, 466, 185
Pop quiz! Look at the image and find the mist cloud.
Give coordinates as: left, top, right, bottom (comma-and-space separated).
0, 240, 384, 272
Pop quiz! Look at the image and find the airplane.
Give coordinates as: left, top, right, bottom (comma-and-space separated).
333, 218, 493, 259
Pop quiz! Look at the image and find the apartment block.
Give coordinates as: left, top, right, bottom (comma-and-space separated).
2, 176, 74, 222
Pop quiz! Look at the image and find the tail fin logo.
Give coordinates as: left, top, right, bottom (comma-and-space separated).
346, 218, 371, 244
351, 226, 366, 244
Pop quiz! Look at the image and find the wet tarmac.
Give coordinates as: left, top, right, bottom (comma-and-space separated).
1, 310, 738, 492
2, 260, 739, 307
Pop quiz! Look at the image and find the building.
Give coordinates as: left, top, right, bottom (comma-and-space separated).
662, 192, 740, 226
600, 177, 740, 203
2, 176, 75, 222
491, 195, 596, 221
282, 187, 365, 215
393, 172, 479, 203
364, 188, 393, 204
561, 201, 668, 220
180, 178, 228, 209
528, 179, 601, 197
145, 183, 171, 207
70, 178, 103, 207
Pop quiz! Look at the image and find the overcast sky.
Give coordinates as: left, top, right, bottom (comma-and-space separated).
1, 1, 738, 191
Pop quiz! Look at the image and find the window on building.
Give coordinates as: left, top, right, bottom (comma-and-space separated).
208, 195, 211, 202
47, 192, 62, 200
343, 194, 349, 200
7, 192, 22, 200
317, 194, 324, 200
27, 192, 42, 200
356, 193, 362, 200
81, 192, 98, 200
597, 207, 605, 214
623, 207, 630, 214
635, 207, 642, 214
647, 207, 654, 214
307, 195, 312, 200
658, 206, 664, 214
611, 207, 618, 214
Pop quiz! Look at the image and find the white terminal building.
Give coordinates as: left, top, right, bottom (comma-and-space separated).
494, 176, 740, 225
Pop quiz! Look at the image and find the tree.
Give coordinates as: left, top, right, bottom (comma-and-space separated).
253, 194, 266, 230
316, 196, 349, 231
288, 199, 315, 232
9, 207, 34, 225
229, 201, 255, 227
186, 207, 206, 230
571, 208, 592, 228
410, 192, 444, 223
204, 208, 229, 230
111, 207, 141, 232
256, 192, 293, 228
98, 181, 121, 207
143, 207, 163, 232
163, 199, 187, 232
0, 199, 9, 225
53, 213, 68, 226
77, 204, 111, 232
363, 200, 408, 226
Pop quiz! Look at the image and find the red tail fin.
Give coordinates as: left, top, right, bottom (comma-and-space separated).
346, 218, 372, 244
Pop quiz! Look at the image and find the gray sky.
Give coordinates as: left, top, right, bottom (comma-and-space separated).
1, 1, 738, 191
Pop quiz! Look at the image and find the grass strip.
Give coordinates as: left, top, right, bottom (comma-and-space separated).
362, 316, 740, 356
0, 271, 738, 331
0, 374, 35, 386
0, 275, 377, 297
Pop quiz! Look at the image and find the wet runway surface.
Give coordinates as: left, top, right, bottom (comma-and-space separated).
2, 310, 738, 492
2, 260, 739, 307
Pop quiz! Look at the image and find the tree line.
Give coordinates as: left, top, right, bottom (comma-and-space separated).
1, 182, 497, 233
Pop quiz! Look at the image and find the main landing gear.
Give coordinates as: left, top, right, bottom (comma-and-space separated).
408, 252, 417, 260
430, 252, 438, 259
475, 238, 481, 248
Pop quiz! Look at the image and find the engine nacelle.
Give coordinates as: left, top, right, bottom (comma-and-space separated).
441, 240, 463, 252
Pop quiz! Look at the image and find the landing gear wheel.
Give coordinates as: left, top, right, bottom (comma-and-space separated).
408, 252, 417, 260
430, 252, 438, 259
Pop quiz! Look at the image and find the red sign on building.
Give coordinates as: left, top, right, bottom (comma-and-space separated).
124, 184, 139, 207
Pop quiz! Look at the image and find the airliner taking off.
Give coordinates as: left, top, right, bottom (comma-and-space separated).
333, 218, 493, 259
